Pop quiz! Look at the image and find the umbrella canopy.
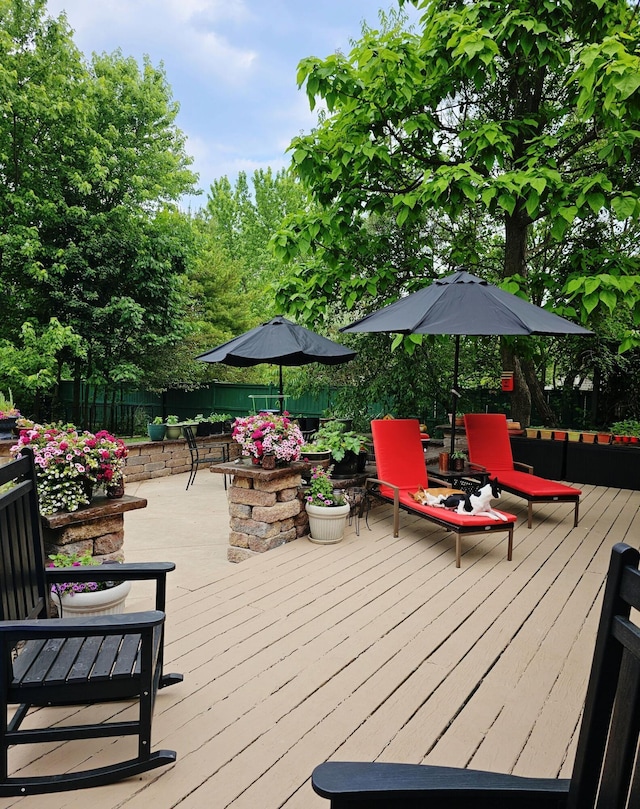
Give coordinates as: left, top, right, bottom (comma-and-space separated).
196, 316, 356, 410
341, 271, 592, 452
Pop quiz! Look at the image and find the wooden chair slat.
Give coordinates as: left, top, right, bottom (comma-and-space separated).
15, 638, 68, 686
67, 636, 104, 683
91, 634, 124, 678
41, 636, 84, 685
111, 634, 141, 678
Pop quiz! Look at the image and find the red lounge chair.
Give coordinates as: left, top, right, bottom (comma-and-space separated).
464, 413, 581, 529
369, 419, 516, 568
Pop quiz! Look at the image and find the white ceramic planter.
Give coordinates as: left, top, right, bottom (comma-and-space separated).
306, 502, 350, 544
51, 579, 131, 617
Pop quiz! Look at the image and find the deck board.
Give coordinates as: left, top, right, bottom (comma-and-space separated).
4, 481, 640, 809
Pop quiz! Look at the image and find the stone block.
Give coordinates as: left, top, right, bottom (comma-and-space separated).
149, 468, 172, 478
145, 461, 166, 472
229, 530, 250, 548
248, 534, 287, 553
46, 515, 124, 543
254, 472, 301, 492
296, 523, 310, 537
232, 477, 253, 488
281, 518, 294, 532
44, 539, 93, 558
252, 499, 300, 524
93, 532, 125, 556
230, 516, 281, 539
228, 546, 258, 563
229, 502, 252, 519
279, 527, 298, 543
229, 488, 277, 507
277, 487, 298, 502
124, 464, 146, 478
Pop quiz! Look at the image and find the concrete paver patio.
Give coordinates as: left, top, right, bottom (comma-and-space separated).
3, 468, 639, 808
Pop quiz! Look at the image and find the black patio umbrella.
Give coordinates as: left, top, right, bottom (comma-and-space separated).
196, 315, 356, 412
341, 270, 592, 454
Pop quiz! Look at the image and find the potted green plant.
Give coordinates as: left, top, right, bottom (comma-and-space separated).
304, 465, 350, 544
147, 416, 165, 441
48, 551, 130, 617
611, 420, 640, 444
311, 421, 368, 477
209, 413, 232, 435
194, 413, 212, 436
450, 449, 467, 472
0, 389, 20, 439
165, 415, 182, 440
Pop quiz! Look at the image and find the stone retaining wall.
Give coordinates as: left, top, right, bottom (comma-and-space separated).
0, 434, 240, 482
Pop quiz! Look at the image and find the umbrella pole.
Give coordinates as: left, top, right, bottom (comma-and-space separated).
278, 365, 284, 413
450, 336, 461, 456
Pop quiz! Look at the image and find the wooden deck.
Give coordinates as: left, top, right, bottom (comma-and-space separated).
4, 481, 640, 809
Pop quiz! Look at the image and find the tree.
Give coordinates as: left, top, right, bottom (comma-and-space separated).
0, 0, 198, 422
273, 1, 640, 425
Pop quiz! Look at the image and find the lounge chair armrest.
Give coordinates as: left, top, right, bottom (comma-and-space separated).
468, 462, 487, 472
514, 461, 534, 473
365, 477, 398, 495
312, 762, 570, 806
426, 474, 450, 488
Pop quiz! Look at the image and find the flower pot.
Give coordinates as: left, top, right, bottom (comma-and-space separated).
553, 430, 567, 441
147, 423, 165, 441
597, 433, 611, 445
581, 432, 596, 444
165, 425, 182, 440
196, 422, 213, 436
330, 450, 359, 478
451, 457, 465, 472
106, 480, 125, 498
0, 416, 18, 440
538, 429, 552, 440
51, 579, 131, 618
524, 428, 539, 439
438, 451, 450, 472
567, 431, 580, 442
306, 502, 350, 544
211, 422, 224, 435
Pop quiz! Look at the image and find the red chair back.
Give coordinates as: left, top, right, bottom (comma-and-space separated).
371, 419, 428, 492
464, 413, 514, 471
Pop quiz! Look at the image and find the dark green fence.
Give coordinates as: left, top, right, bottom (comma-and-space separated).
56, 381, 593, 437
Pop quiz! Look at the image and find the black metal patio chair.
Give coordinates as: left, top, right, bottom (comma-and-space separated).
183, 424, 229, 490
312, 541, 640, 808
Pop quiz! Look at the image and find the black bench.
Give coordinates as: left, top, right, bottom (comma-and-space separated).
312, 542, 640, 808
0, 449, 182, 796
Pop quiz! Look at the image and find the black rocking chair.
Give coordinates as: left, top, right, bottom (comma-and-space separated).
312, 541, 640, 808
0, 450, 182, 796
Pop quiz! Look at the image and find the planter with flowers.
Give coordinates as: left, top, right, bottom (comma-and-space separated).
304, 465, 350, 544
11, 423, 128, 515
232, 411, 304, 467
47, 551, 130, 617
0, 389, 20, 439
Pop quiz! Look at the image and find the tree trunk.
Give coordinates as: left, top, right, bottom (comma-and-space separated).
501, 342, 531, 426
521, 357, 556, 426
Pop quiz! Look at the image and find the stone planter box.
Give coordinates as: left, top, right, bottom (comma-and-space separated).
41, 494, 148, 562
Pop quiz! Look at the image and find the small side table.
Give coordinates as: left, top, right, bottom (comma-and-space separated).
426, 464, 488, 493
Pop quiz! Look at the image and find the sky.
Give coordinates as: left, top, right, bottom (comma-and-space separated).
45, 0, 421, 209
